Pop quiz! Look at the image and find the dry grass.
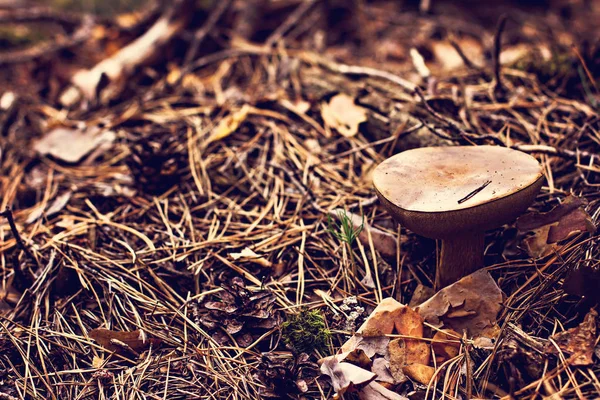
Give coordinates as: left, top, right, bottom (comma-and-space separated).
1, 1, 600, 399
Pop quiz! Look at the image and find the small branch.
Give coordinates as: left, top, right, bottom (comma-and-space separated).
0, 6, 86, 28
265, 0, 318, 47
458, 180, 492, 204
512, 144, 597, 162
321, 59, 417, 92
182, 0, 233, 67
61, 0, 194, 104
448, 34, 482, 71
492, 14, 509, 95
0, 15, 94, 66
415, 88, 505, 145
0, 207, 40, 268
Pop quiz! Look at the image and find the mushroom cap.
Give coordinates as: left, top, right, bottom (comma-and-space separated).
373, 146, 544, 238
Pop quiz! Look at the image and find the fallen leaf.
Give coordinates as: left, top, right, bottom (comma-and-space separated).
330, 209, 397, 258
209, 105, 251, 143
321, 93, 367, 138
359, 381, 408, 400
92, 355, 104, 368
342, 335, 390, 358
517, 195, 596, 258
402, 364, 435, 385
344, 348, 373, 370
430, 38, 483, 70
319, 352, 376, 396
229, 247, 273, 268
545, 309, 597, 366
432, 329, 461, 363
408, 284, 435, 308
371, 358, 394, 384
499, 43, 533, 66
354, 298, 424, 338
416, 270, 503, 337
89, 328, 161, 356
350, 298, 403, 338
522, 224, 553, 259
388, 337, 430, 384
388, 339, 407, 383
26, 191, 72, 224
34, 126, 116, 164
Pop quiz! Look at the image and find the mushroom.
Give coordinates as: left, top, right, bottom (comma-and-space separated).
373, 145, 544, 290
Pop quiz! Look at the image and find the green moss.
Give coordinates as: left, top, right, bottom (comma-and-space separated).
513, 49, 573, 82
281, 309, 331, 354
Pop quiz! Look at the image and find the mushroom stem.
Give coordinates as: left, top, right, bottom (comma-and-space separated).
436, 233, 485, 290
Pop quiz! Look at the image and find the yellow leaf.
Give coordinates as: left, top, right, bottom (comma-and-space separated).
92, 355, 104, 368
210, 105, 251, 143
321, 94, 366, 138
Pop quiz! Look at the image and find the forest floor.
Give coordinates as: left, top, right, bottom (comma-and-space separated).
1, 0, 600, 399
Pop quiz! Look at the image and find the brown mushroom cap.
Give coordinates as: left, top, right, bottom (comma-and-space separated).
373, 146, 544, 238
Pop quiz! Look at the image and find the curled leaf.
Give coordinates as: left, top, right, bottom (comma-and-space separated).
209, 105, 251, 143
319, 352, 376, 396
517, 195, 596, 258
545, 309, 597, 366
359, 381, 408, 400
416, 270, 503, 337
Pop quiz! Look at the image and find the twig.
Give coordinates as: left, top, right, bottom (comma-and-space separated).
0, 15, 94, 66
572, 45, 598, 94
0, 207, 40, 268
448, 34, 481, 71
415, 88, 505, 145
512, 144, 597, 162
265, 0, 318, 47
314, 54, 417, 92
492, 14, 509, 95
182, 0, 233, 67
458, 180, 492, 204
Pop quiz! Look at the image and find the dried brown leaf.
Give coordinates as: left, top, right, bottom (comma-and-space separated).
416, 270, 503, 337
34, 126, 116, 164
371, 358, 394, 384
353, 298, 404, 337
89, 328, 161, 355
517, 195, 596, 258
343, 348, 373, 370
321, 93, 367, 138
432, 329, 461, 363
545, 309, 597, 366
388, 337, 430, 384
430, 38, 483, 70
342, 335, 390, 358
402, 364, 435, 385
229, 247, 273, 268
408, 284, 435, 308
